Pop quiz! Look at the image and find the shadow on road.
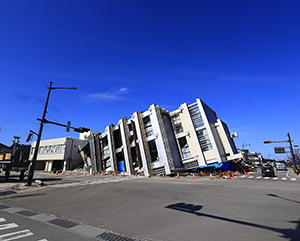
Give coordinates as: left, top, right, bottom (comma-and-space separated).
165, 202, 300, 241
267, 193, 300, 205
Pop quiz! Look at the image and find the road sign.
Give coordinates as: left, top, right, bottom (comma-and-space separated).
274, 147, 285, 154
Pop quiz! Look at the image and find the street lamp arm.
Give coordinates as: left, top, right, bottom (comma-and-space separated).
48, 87, 77, 90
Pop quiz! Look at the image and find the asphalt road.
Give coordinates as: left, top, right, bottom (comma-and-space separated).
0, 169, 299, 241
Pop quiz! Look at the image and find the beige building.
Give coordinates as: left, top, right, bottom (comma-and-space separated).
170, 99, 242, 170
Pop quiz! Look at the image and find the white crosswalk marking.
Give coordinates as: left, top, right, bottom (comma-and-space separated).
273, 177, 278, 180
291, 178, 296, 181
0, 223, 18, 231
248, 176, 254, 178
282, 177, 287, 181
256, 176, 262, 179
0, 229, 33, 240
0, 218, 48, 241
264, 177, 270, 179
54, 177, 139, 188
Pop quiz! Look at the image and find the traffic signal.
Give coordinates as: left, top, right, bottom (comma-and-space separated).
74, 127, 90, 133
263, 141, 272, 144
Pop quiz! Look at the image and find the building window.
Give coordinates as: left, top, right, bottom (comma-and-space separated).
113, 129, 122, 149
129, 135, 134, 144
172, 113, 181, 125
145, 126, 154, 137
102, 146, 110, 157
143, 116, 151, 127
178, 137, 191, 159
175, 123, 184, 134
127, 124, 132, 133
197, 128, 213, 152
189, 105, 204, 129
148, 140, 158, 163
34, 144, 65, 155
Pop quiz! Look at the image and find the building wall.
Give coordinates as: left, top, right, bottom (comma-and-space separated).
30, 137, 85, 171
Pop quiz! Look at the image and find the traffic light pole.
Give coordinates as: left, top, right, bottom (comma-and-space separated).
27, 82, 53, 186
27, 82, 78, 186
287, 132, 298, 171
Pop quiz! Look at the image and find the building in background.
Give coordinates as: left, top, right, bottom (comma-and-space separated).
29, 137, 85, 172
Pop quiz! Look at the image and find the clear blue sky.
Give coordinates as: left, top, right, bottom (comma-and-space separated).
1, 0, 299, 159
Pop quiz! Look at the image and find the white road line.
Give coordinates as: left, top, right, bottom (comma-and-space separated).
0, 229, 33, 240
291, 178, 296, 181
0, 218, 6, 222
240, 176, 246, 178
264, 177, 270, 180
256, 176, 262, 179
282, 177, 287, 181
36, 239, 48, 241
0, 223, 18, 231
248, 176, 254, 178
273, 177, 278, 180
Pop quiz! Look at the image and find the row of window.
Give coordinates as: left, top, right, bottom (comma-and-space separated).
31, 144, 65, 155
171, 104, 213, 159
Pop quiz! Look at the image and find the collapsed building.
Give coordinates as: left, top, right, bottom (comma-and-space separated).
77, 98, 242, 176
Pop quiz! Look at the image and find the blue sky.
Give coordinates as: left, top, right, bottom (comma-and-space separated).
1, 0, 299, 159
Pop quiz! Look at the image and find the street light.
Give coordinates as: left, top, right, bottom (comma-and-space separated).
242, 143, 251, 150
27, 81, 76, 186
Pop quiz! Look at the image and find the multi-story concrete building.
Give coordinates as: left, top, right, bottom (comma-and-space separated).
78, 98, 242, 176
169, 99, 241, 170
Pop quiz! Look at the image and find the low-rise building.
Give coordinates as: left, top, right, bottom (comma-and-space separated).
29, 137, 85, 172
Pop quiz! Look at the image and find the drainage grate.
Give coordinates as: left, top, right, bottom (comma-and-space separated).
97, 232, 137, 241
0, 205, 11, 210
0, 191, 16, 196
16, 210, 39, 217
48, 218, 78, 229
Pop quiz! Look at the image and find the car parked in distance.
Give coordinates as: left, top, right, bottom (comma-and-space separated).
274, 160, 287, 171
262, 165, 275, 177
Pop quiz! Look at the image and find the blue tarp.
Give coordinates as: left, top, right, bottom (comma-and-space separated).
193, 161, 234, 172
118, 161, 126, 173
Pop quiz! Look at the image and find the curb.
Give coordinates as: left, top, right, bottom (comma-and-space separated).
0, 204, 148, 241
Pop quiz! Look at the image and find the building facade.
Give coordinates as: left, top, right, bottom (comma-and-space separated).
78, 99, 242, 175
29, 137, 85, 172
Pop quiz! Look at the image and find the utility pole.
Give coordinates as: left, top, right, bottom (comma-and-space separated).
242, 143, 251, 150
287, 132, 298, 171
27, 82, 77, 186
27, 82, 52, 186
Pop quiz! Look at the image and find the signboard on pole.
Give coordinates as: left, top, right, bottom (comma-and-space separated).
274, 147, 285, 154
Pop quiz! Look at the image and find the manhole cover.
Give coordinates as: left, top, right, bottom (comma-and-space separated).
97, 232, 136, 241
48, 218, 78, 229
0, 204, 11, 209
16, 210, 39, 217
